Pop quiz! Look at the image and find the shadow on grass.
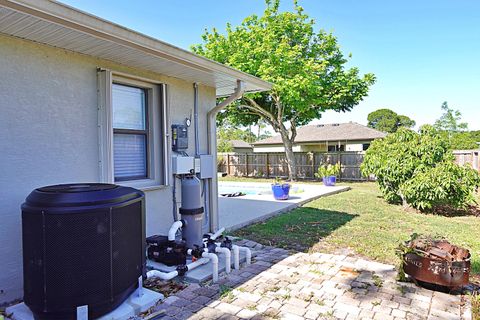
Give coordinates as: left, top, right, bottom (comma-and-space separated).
232, 207, 358, 252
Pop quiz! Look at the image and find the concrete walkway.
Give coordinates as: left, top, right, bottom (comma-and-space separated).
219, 182, 350, 231
152, 239, 471, 320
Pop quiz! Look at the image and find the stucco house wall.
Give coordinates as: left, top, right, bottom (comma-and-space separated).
0, 34, 215, 303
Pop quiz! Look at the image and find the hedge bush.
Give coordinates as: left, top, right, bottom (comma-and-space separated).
361, 125, 480, 211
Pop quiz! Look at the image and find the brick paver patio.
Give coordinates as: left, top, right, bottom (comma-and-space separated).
151, 240, 471, 320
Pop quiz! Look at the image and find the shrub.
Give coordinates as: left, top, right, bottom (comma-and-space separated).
361, 125, 480, 211
315, 163, 341, 179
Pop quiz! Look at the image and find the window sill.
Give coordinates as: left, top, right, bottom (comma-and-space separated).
117, 179, 168, 192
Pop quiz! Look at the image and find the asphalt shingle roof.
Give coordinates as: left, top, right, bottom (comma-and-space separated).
253, 122, 386, 145
229, 140, 253, 148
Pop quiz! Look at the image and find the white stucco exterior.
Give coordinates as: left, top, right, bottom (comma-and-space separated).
0, 34, 217, 303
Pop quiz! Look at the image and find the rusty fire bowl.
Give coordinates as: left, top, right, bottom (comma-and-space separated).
403, 252, 471, 288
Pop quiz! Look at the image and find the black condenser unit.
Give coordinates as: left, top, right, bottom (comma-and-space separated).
21, 183, 145, 320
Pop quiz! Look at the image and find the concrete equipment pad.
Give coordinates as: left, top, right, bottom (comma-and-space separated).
6, 288, 163, 320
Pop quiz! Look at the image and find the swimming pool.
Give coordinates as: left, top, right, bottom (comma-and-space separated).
218, 182, 303, 196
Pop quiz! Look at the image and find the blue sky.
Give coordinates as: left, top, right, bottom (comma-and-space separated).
63, 0, 480, 130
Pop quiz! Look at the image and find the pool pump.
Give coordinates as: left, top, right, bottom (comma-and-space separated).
146, 174, 251, 282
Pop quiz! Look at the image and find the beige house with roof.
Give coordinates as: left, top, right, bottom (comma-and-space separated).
0, 0, 271, 303
252, 122, 386, 153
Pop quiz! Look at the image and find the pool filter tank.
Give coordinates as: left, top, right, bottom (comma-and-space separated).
179, 176, 204, 249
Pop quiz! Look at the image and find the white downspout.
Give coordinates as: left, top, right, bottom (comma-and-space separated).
207, 80, 246, 232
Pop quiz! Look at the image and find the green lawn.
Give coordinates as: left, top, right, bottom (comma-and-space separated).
231, 179, 480, 276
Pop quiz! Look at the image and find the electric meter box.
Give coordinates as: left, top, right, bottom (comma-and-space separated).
171, 124, 188, 151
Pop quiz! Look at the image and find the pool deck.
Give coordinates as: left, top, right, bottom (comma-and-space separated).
219, 182, 350, 231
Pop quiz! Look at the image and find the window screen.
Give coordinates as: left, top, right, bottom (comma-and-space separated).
112, 84, 148, 181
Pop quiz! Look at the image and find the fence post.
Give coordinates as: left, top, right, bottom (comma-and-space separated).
245, 154, 249, 177
311, 153, 315, 179
227, 154, 230, 175
338, 152, 342, 180
266, 153, 270, 178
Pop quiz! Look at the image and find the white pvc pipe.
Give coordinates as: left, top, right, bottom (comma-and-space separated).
215, 245, 231, 274
231, 245, 240, 270
210, 227, 225, 240
146, 258, 209, 280
238, 246, 252, 265
146, 269, 178, 280
168, 220, 183, 241
202, 252, 219, 282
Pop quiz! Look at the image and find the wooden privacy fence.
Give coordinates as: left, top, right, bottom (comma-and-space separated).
453, 150, 480, 171
218, 152, 370, 181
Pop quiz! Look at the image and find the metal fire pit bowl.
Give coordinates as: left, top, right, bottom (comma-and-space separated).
403, 252, 471, 289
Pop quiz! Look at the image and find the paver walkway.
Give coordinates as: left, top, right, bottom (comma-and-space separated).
151, 240, 471, 320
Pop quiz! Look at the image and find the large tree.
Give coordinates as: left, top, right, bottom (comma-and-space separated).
192, 0, 375, 180
433, 101, 477, 149
367, 108, 415, 133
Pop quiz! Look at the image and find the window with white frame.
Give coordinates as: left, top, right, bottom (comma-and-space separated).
97, 69, 167, 187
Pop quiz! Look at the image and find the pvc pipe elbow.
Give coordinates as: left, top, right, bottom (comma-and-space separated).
215, 246, 231, 274
168, 220, 184, 241
202, 252, 219, 282
238, 246, 252, 265
231, 245, 240, 270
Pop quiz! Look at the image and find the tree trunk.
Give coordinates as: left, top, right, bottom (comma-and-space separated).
279, 130, 297, 181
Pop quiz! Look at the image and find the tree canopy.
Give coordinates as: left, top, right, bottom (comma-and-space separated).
434, 101, 468, 132
433, 101, 478, 150
192, 0, 375, 179
367, 108, 415, 133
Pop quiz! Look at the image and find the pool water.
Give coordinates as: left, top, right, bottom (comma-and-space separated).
218, 186, 267, 195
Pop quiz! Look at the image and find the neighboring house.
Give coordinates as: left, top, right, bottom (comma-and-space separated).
253, 122, 386, 153
0, 0, 271, 303
229, 140, 254, 153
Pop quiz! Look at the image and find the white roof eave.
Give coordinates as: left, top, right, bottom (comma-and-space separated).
0, 0, 273, 97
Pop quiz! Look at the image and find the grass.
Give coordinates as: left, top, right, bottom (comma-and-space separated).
472, 292, 480, 320
232, 180, 480, 276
